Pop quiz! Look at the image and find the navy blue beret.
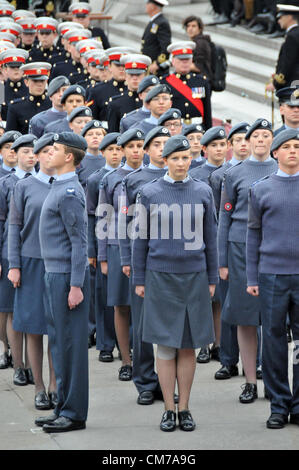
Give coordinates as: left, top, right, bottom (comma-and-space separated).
143, 125, 170, 148
0, 131, 22, 147
47, 76, 70, 97
162, 134, 190, 158
117, 128, 145, 146
99, 132, 121, 151
68, 106, 92, 122
11, 134, 38, 151
34, 133, 54, 154
200, 126, 226, 146
182, 123, 204, 136
158, 108, 182, 126
81, 119, 105, 137
138, 75, 160, 94
227, 121, 250, 140
271, 128, 299, 152
245, 118, 272, 139
276, 86, 299, 106
61, 84, 86, 104
144, 84, 171, 103
53, 132, 87, 151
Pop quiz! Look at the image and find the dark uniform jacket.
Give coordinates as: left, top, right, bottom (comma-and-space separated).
6, 94, 51, 134
87, 78, 128, 122
273, 25, 299, 90
141, 13, 171, 73
89, 26, 110, 49
1, 78, 28, 121
107, 90, 142, 132
50, 57, 87, 85
29, 44, 66, 64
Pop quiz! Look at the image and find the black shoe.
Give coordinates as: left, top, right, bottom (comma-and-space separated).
178, 410, 196, 431
215, 365, 239, 380
210, 345, 220, 362
137, 390, 155, 405
256, 366, 263, 380
88, 333, 96, 348
99, 351, 114, 362
35, 391, 51, 410
48, 391, 58, 409
160, 410, 176, 432
118, 364, 132, 381
196, 347, 210, 363
0, 351, 11, 369
35, 412, 58, 427
25, 368, 34, 384
43, 416, 86, 433
13, 367, 28, 386
267, 413, 288, 429
239, 383, 258, 403
290, 413, 299, 425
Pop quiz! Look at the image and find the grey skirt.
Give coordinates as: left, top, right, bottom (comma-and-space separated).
13, 257, 48, 335
107, 244, 130, 307
142, 270, 215, 349
222, 241, 261, 326
0, 258, 15, 312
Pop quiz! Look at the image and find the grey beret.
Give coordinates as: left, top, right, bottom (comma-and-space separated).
143, 125, 171, 148
144, 84, 171, 103
47, 76, 70, 97
245, 118, 272, 140
81, 119, 105, 137
200, 126, 227, 146
227, 121, 250, 140
117, 128, 145, 147
158, 108, 182, 126
68, 106, 92, 123
0, 130, 22, 147
33, 133, 54, 154
11, 134, 37, 151
99, 132, 121, 151
162, 134, 190, 158
182, 123, 204, 136
61, 84, 86, 104
271, 128, 299, 152
53, 132, 87, 151
138, 75, 160, 94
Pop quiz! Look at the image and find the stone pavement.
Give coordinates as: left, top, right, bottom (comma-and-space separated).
0, 343, 298, 451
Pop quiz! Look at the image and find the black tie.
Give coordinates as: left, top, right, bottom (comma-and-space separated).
24, 173, 31, 178
49, 177, 55, 184
11, 168, 16, 173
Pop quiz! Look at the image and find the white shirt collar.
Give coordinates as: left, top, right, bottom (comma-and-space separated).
35, 171, 56, 184
15, 167, 36, 179
123, 162, 142, 171
150, 12, 162, 22
164, 172, 190, 184
277, 168, 299, 177
56, 171, 76, 181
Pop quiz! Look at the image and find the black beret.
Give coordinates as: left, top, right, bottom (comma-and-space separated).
11, 134, 37, 151
162, 134, 190, 158
99, 132, 121, 151
245, 118, 272, 140
271, 128, 299, 152
117, 128, 145, 147
47, 76, 70, 97
0, 130, 22, 147
158, 108, 182, 126
81, 119, 105, 137
34, 133, 54, 154
61, 84, 86, 104
200, 126, 227, 146
182, 123, 204, 136
143, 125, 171, 148
68, 106, 92, 123
144, 84, 171, 103
227, 121, 250, 140
276, 86, 299, 106
53, 132, 87, 151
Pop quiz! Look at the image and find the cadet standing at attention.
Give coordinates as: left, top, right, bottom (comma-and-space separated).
38, 132, 90, 433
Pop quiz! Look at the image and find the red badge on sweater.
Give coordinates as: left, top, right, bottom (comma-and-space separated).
224, 202, 232, 211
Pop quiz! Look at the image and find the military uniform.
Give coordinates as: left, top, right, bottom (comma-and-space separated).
50, 57, 87, 85
87, 79, 127, 122
29, 44, 67, 65
107, 91, 141, 132
6, 93, 51, 134
1, 78, 28, 121
141, 12, 171, 74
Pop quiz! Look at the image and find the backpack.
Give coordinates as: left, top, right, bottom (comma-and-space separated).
210, 42, 227, 92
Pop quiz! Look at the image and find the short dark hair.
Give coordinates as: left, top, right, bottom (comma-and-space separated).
182, 15, 204, 31
63, 145, 85, 166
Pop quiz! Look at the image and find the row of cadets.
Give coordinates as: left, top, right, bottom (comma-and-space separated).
97, 129, 145, 381
86, 132, 123, 362
7, 133, 57, 410
119, 126, 170, 405
218, 119, 277, 403
5, 62, 52, 134
107, 54, 152, 133
131, 134, 218, 431
0, 134, 37, 385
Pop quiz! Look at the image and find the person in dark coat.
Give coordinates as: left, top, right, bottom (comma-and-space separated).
68, 2, 110, 49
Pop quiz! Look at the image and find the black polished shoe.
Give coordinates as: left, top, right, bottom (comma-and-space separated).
118, 364, 132, 381
43, 416, 86, 433
35, 391, 51, 410
256, 366, 263, 380
210, 345, 220, 362
137, 390, 155, 405
215, 364, 239, 380
178, 410, 196, 432
0, 351, 11, 369
160, 410, 176, 432
290, 413, 299, 425
267, 413, 288, 429
13, 367, 28, 386
48, 391, 58, 409
239, 383, 258, 403
35, 412, 58, 427
99, 351, 114, 362
25, 368, 34, 385
196, 347, 210, 363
